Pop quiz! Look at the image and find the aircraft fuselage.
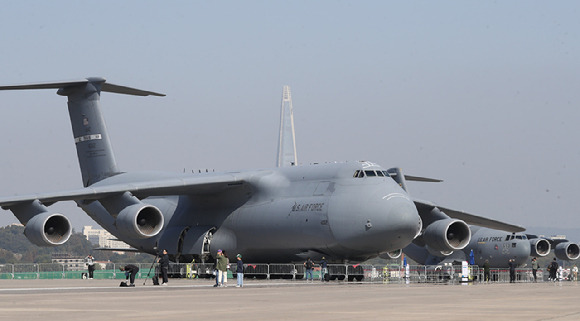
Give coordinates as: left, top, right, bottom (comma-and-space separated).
82, 161, 421, 263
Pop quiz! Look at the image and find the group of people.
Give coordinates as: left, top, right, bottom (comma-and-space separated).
116, 249, 170, 287
482, 257, 578, 283
213, 249, 244, 288
524, 257, 578, 283
303, 257, 328, 282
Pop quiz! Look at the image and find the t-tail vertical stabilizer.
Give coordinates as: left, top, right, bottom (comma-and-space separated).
0, 77, 165, 187
276, 85, 298, 167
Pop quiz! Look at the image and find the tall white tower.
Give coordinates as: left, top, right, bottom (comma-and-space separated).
276, 85, 298, 167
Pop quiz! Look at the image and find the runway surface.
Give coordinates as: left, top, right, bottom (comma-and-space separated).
0, 279, 578, 320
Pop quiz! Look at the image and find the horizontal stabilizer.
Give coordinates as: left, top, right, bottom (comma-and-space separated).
102, 83, 165, 97
0, 77, 165, 97
414, 199, 525, 233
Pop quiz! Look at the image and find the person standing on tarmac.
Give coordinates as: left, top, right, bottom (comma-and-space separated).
549, 258, 559, 281
319, 257, 328, 282
508, 259, 516, 283
483, 259, 490, 282
531, 257, 539, 282
236, 254, 244, 288
85, 254, 95, 279
216, 249, 229, 287
158, 249, 170, 285
304, 257, 314, 282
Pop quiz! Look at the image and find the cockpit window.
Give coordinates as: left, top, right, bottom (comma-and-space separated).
515, 235, 523, 240
365, 170, 377, 177
353, 170, 365, 178
354, 170, 389, 178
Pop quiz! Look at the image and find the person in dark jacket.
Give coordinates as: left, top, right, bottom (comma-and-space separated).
548, 258, 559, 281
508, 259, 516, 283
319, 257, 328, 282
483, 259, 490, 282
158, 249, 170, 285
304, 257, 314, 282
236, 254, 244, 288
120, 264, 139, 286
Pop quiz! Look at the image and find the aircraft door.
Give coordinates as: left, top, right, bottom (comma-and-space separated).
181, 226, 215, 262
158, 226, 189, 256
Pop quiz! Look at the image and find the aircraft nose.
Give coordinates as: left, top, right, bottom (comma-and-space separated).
328, 189, 421, 254
377, 192, 422, 249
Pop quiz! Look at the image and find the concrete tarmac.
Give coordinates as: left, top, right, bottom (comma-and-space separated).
0, 279, 578, 320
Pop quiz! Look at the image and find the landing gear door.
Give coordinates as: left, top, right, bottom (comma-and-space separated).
182, 226, 215, 260
158, 226, 189, 254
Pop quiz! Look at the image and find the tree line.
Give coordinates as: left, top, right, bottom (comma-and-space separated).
0, 225, 155, 264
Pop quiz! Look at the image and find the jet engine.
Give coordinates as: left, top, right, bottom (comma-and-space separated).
379, 249, 402, 259
116, 204, 164, 239
529, 238, 551, 257
24, 212, 72, 246
422, 219, 471, 252
554, 242, 580, 261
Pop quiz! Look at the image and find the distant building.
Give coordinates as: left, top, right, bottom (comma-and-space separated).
52, 253, 106, 271
82, 226, 131, 251
52, 253, 85, 271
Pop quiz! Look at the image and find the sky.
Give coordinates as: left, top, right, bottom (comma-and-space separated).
0, 1, 579, 238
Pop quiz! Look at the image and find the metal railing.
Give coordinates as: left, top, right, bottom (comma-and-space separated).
0, 262, 571, 283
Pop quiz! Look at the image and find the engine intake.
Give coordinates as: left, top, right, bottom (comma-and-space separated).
554, 242, 580, 261
422, 219, 471, 252
529, 238, 551, 257
116, 203, 164, 239
24, 212, 72, 246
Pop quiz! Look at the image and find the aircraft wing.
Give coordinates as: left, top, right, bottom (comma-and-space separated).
526, 234, 573, 245
403, 175, 442, 183
0, 173, 248, 208
413, 198, 525, 233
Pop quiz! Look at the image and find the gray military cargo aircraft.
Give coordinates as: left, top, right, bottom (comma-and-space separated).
396, 168, 579, 268
0, 77, 430, 263
275, 85, 578, 269
404, 226, 580, 268
275, 86, 528, 264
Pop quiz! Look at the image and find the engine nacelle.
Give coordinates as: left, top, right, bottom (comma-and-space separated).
529, 238, 551, 257
24, 212, 72, 246
422, 219, 471, 252
116, 204, 164, 239
554, 242, 580, 261
379, 249, 402, 259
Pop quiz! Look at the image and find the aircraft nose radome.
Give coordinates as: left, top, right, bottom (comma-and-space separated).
380, 193, 422, 249
327, 189, 421, 254
346, 192, 421, 252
